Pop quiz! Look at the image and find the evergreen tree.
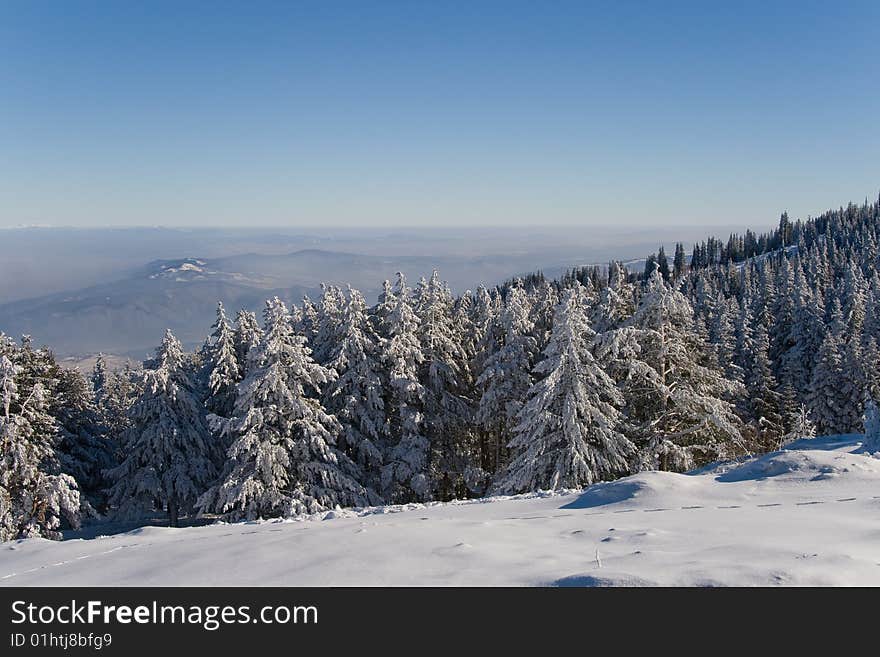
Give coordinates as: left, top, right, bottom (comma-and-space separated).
861, 337, 880, 399
806, 330, 846, 435
108, 330, 219, 526
779, 271, 823, 403
657, 246, 670, 282
494, 285, 634, 493
379, 273, 430, 502
0, 338, 80, 541
324, 287, 386, 499
205, 302, 241, 419
529, 279, 558, 354
53, 367, 115, 514
91, 354, 108, 404
297, 295, 320, 346
745, 323, 784, 446
673, 243, 687, 279
312, 285, 347, 365
621, 269, 745, 471
453, 290, 478, 368
643, 254, 657, 280
777, 367, 800, 435
416, 271, 475, 500
863, 395, 880, 453
372, 279, 396, 339
592, 262, 635, 333
838, 335, 866, 433
199, 298, 367, 520
476, 285, 537, 477
734, 298, 754, 380
233, 309, 262, 376
469, 286, 498, 376
779, 404, 817, 448
710, 295, 741, 382
99, 363, 139, 445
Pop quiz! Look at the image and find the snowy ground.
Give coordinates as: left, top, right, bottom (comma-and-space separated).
2, 435, 879, 586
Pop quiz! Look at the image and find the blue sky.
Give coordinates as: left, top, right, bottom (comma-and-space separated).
1, 1, 878, 228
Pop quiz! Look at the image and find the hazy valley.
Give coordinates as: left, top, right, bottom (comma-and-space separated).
0, 225, 707, 360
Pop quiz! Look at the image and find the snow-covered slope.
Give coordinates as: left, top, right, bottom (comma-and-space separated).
2, 435, 878, 586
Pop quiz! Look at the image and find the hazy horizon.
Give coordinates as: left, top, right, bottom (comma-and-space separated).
0, 222, 723, 358
2, 195, 874, 234
0, 223, 720, 304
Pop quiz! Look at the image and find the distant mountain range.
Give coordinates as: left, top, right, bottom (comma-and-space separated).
0, 224, 716, 360
0, 249, 597, 359
0, 257, 305, 359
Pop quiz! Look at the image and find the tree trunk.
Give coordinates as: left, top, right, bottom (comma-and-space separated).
168, 493, 179, 528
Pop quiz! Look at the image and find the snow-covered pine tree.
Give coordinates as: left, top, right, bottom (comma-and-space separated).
192, 336, 212, 389
91, 354, 108, 404
372, 279, 396, 338
453, 289, 494, 493
777, 366, 800, 435
452, 290, 477, 372
863, 394, 880, 454
779, 270, 823, 404
657, 245, 671, 282
494, 284, 634, 493
769, 255, 795, 377
233, 309, 262, 377
839, 334, 866, 433
199, 297, 367, 520
416, 270, 475, 500
620, 268, 746, 471
471, 287, 503, 375
108, 330, 219, 526
0, 337, 80, 541
806, 329, 846, 435
752, 262, 777, 333
323, 287, 386, 499
475, 284, 537, 477
592, 261, 635, 333
53, 366, 115, 515
734, 297, 754, 379
861, 337, 880, 399
529, 278, 559, 354
312, 285, 347, 365
98, 362, 139, 445
826, 291, 866, 432
781, 404, 816, 447
710, 295, 742, 382
673, 243, 687, 280
378, 273, 430, 503
205, 302, 241, 419
693, 276, 718, 339
297, 295, 320, 347
864, 284, 880, 345
744, 323, 784, 447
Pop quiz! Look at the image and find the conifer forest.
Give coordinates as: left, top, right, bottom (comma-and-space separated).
3, 196, 880, 540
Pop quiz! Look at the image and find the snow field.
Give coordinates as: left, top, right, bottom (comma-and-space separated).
2, 435, 878, 586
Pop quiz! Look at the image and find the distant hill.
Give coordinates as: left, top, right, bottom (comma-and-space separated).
0, 258, 312, 358
0, 249, 590, 358
0, 223, 726, 358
